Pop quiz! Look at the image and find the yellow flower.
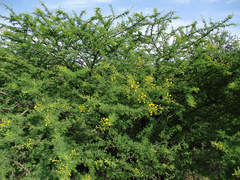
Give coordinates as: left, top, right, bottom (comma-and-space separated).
7, 120, 10, 123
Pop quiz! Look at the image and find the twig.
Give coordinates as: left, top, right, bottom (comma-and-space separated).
0, 91, 28, 108
1, 103, 19, 110
19, 108, 29, 116
10, 159, 31, 175
167, 114, 174, 119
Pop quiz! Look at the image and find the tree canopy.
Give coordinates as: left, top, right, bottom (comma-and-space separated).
0, 2, 240, 179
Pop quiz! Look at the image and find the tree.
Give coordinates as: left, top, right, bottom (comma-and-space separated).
0, 2, 240, 179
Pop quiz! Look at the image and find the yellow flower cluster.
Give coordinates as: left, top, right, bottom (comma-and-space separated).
78, 105, 86, 113
0, 118, 12, 137
111, 76, 116, 81
134, 167, 142, 174
127, 81, 149, 104
129, 81, 140, 92
165, 78, 173, 87
58, 163, 71, 177
148, 103, 159, 116
145, 76, 154, 84
69, 149, 78, 157
82, 173, 91, 180
164, 92, 173, 104
136, 61, 142, 67
0, 118, 10, 127
50, 156, 72, 178
150, 83, 156, 90
211, 141, 222, 148
101, 117, 110, 126
34, 104, 40, 109
15, 138, 34, 150
164, 79, 173, 103
26, 138, 34, 149
44, 115, 53, 127
134, 55, 142, 67
211, 141, 228, 153
54, 65, 67, 71
165, 92, 172, 98
138, 92, 147, 104
96, 117, 111, 131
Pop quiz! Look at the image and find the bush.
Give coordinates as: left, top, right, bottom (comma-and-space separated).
0, 2, 240, 179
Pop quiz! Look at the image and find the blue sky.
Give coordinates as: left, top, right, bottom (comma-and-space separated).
0, 0, 239, 37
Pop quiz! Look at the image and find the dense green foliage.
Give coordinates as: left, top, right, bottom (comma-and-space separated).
0, 2, 240, 179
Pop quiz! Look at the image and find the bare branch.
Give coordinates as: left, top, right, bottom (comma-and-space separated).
1, 103, 20, 111
0, 91, 28, 108
167, 114, 175, 119
19, 108, 29, 116
10, 159, 31, 175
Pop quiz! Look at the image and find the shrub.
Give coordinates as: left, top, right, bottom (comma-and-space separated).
0, 2, 240, 179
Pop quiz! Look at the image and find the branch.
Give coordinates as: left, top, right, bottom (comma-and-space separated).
10, 159, 31, 175
19, 108, 29, 116
167, 114, 175, 119
0, 91, 28, 108
1, 103, 19, 111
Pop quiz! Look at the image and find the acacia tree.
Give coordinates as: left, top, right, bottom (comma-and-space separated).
0, 2, 240, 179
